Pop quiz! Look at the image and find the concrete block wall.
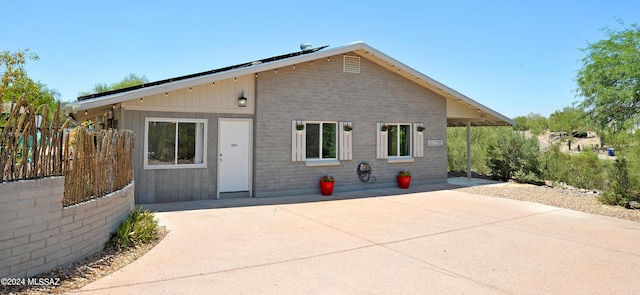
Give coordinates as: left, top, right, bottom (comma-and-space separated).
254, 52, 448, 197
0, 178, 135, 278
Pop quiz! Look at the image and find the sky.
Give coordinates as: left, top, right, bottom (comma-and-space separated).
3, 0, 639, 118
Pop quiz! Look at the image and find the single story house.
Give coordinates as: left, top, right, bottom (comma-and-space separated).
66, 42, 514, 204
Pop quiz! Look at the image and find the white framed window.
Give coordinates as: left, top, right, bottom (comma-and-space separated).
306, 122, 337, 160
144, 117, 207, 169
387, 123, 412, 157
292, 120, 350, 165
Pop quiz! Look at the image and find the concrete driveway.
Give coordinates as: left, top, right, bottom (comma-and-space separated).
75, 184, 640, 294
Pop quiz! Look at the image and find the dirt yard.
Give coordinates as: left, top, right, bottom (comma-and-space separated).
535, 131, 615, 160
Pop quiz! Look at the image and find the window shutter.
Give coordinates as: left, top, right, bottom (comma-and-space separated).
376, 123, 388, 159
292, 120, 306, 161
339, 122, 353, 160
413, 123, 424, 157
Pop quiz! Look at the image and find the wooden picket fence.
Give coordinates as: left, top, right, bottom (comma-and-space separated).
1, 96, 135, 206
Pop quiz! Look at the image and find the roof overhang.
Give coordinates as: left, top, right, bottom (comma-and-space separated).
66, 42, 514, 127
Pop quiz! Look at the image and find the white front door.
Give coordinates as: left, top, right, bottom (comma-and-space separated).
218, 119, 252, 196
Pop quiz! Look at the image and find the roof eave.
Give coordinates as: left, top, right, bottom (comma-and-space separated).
65, 42, 514, 127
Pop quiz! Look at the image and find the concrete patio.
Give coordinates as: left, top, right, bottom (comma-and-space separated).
74, 183, 640, 294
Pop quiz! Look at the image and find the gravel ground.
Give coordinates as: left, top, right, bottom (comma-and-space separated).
455, 181, 640, 221
3, 183, 639, 294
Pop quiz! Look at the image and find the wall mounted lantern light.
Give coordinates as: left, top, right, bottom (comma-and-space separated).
238, 91, 248, 107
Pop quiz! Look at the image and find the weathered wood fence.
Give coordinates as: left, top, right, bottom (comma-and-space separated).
63, 128, 135, 206
1, 96, 65, 181
1, 96, 135, 206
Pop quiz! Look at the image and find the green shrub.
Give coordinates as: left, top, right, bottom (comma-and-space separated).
513, 170, 541, 184
568, 151, 607, 189
447, 127, 511, 174
600, 158, 637, 205
618, 132, 640, 198
540, 145, 607, 190
107, 207, 158, 250
540, 144, 569, 184
486, 129, 540, 181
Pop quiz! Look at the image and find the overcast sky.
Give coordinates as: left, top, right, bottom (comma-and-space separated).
3, 0, 639, 118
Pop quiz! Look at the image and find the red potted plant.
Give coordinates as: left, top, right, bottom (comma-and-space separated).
319, 175, 335, 196
397, 171, 411, 189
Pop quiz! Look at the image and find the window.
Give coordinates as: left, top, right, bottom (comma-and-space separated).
305, 122, 337, 159
292, 120, 350, 164
388, 124, 411, 157
144, 118, 206, 169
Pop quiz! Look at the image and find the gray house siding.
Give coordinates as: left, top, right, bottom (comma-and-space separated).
121, 109, 253, 203
254, 52, 447, 197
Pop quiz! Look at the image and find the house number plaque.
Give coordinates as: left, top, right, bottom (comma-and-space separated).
427, 140, 444, 147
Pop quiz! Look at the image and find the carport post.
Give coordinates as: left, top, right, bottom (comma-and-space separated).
466, 121, 472, 178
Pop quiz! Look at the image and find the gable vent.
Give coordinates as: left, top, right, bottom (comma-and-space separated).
343, 55, 360, 73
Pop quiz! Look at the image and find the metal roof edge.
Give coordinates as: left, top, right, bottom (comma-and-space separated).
350, 43, 514, 125
66, 41, 514, 126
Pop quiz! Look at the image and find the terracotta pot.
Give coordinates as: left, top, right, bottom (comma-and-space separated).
397, 175, 411, 189
320, 181, 334, 196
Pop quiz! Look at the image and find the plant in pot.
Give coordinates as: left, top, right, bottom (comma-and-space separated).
416, 126, 425, 132
319, 175, 335, 196
343, 125, 353, 132
380, 124, 389, 132
397, 171, 411, 189
296, 123, 305, 134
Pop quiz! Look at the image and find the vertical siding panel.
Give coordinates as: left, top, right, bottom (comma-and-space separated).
213, 81, 221, 109
203, 113, 215, 199
124, 76, 255, 114
291, 120, 297, 161
177, 167, 186, 201
377, 123, 388, 159
195, 85, 204, 109
211, 113, 218, 199
171, 170, 181, 202
146, 169, 155, 204
413, 123, 424, 157
291, 120, 305, 161
178, 88, 186, 108
171, 90, 180, 107
203, 84, 209, 110
339, 121, 352, 161
123, 109, 234, 203
347, 123, 352, 160
161, 91, 170, 107
211, 82, 219, 109
300, 122, 306, 161
130, 110, 143, 204
155, 170, 164, 203
201, 166, 209, 199
193, 167, 202, 200
339, 122, 344, 160
185, 168, 194, 200
225, 81, 231, 109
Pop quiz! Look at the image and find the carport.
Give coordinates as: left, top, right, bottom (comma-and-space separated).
446, 95, 515, 177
